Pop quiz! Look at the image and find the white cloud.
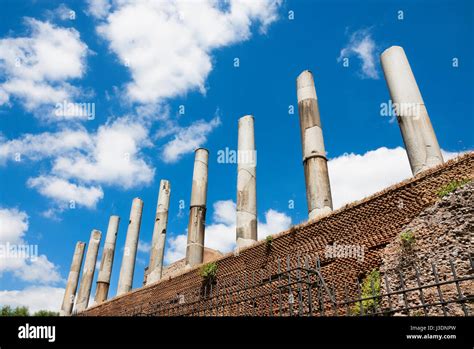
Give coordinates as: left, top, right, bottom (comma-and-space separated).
258, 209, 292, 239
162, 116, 221, 163
328, 147, 463, 209
54, 4, 76, 21
93, 0, 282, 104
0, 129, 91, 163
164, 234, 188, 265
27, 176, 104, 209
338, 28, 379, 79
0, 207, 62, 284
7, 255, 62, 284
0, 207, 28, 243
52, 117, 155, 188
164, 199, 291, 264
137, 240, 151, 253
0, 286, 64, 313
1, 116, 155, 209
86, 0, 111, 19
0, 18, 89, 119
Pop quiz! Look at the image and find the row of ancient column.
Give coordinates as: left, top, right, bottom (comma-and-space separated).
60, 45, 444, 315
296, 45, 444, 221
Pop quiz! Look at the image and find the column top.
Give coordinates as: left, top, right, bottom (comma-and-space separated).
296, 70, 317, 102
381, 45, 404, 58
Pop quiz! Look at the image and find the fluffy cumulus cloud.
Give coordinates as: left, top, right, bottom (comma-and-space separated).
0, 129, 92, 163
162, 116, 221, 163
0, 286, 64, 313
27, 176, 104, 209
328, 147, 463, 209
92, 0, 282, 103
164, 200, 291, 264
52, 117, 155, 188
0, 207, 61, 284
0, 207, 28, 243
0, 0, 282, 213
338, 28, 379, 79
0, 116, 155, 210
0, 18, 89, 119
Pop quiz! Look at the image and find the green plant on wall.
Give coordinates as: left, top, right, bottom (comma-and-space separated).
400, 230, 415, 247
436, 179, 470, 198
265, 235, 274, 248
200, 262, 218, 281
351, 269, 381, 315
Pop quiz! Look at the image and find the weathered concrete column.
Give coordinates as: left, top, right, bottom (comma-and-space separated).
296, 70, 333, 220
381, 46, 444, 175
94, 215, 120, 303
75, 230, 101, 312
117, 198, 143, 296
185, 148, 209, 268
236, 115, 257, 249
146, 180, 171, 285
60, 241, 85, 316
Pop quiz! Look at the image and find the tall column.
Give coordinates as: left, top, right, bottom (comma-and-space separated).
236, 115, 257, 248
146, 180, 171, 285
380, 46, 444, 175
117, 198, 143, 296
296, 70, 333, 220
185, 148, 209, 268
75, 230, 101, 312
60, 241, 85, 316
94, 215, 120, 304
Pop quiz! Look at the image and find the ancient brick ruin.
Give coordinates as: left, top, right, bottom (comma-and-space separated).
80, 152, 473, 316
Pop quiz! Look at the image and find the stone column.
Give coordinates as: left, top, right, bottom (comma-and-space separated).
185, 148, 209, 268
296, 70, 333, 220
117, 198, 143, 296
146, 180, 171, 285
75, 230, 101, 312
236, 115, 257, 249
380, 46, 444, 175
94, 215, 120, 303
60, 241, 85, 316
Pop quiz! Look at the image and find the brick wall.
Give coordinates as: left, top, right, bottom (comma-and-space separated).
82, 152, 473, 316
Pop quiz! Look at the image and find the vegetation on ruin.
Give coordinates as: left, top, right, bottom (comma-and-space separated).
200, 262, 218, 280
436, 179, 471, 198
265, 235, 274, 247
351, 269, 381, 315
0, 305, 58, 316
400, 230, 415, 247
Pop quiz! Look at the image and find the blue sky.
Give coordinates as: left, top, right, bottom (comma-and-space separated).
0, 0, 472, 311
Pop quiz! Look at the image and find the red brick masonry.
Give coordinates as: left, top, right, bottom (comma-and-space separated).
82, 152, 473, 316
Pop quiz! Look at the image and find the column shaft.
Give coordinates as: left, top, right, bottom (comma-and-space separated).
117, 198, 143, 296
60, 241, 85, 316
296, 70, 333, 220
95, 215, 120, 303
380, 46, 443, 175
146, 180, 171, 285
75, 230, 101, 312
236, 115, 257, 248
185, 148, 209, 267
